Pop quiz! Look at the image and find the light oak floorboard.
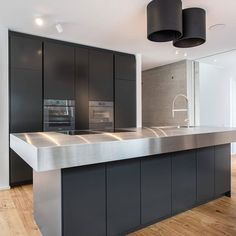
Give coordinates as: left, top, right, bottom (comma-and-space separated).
0, 158, 235, 236
0, 185, 41, 236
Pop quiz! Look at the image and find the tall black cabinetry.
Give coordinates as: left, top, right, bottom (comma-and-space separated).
89, 49, 113, 101
75, 47, 89, 129
114, 53, 136, 128
44, 42, 75, 99
9, 32, 137, 186
9, 33, 43, 186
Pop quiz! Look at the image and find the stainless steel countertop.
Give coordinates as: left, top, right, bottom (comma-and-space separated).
10, 126, 236, 172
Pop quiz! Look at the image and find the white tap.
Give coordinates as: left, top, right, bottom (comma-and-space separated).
172, 94, 190, 128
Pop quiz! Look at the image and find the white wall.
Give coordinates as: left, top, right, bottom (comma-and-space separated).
230, 76, 236, 154
196, 62, 236, 154
0, 27, 9, 190
197, 63, 231, 127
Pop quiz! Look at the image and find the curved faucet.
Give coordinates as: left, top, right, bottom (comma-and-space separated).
172, 94, 189, 128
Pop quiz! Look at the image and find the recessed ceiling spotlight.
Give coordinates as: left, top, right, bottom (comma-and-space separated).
35, 17, 44, 26
184, 52, 188, 57
214, 59, 217, 62
175, 50, 179, 55
56, 23, 63, 33
208, 24, 226, 31
37, 50, 42, 55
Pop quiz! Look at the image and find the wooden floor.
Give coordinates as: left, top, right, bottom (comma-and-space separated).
0, 159, 236, 236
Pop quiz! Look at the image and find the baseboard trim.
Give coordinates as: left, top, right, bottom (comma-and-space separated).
0, 186, 10, 191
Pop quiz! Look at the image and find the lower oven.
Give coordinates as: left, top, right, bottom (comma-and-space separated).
89, 101, 114, 131
44, 99, 75, 131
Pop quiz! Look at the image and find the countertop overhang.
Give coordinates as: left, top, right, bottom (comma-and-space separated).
10, 126, 236, 172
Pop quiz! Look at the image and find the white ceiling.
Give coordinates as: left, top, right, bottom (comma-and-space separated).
1, 0, 236, 70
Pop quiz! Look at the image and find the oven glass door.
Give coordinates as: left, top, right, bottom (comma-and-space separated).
89, 101, 114, 131
44, 105, 75, 131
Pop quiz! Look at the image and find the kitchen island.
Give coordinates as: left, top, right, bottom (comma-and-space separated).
10, 127, 236, 236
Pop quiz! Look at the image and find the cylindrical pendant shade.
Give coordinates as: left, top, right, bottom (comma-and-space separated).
147, 0, 183, 42
173, 8, 206, 48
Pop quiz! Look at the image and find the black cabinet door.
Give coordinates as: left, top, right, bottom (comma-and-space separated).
10, 150, 33, 186
75, 47, 89, 129
115, 53, 136, 80
10, 68, 42, 133
197, 147, 215, 203
89, 50, 113, 101
62, 164, 106, 236
10, 68, 42, 186
115, 79, 136, 128
172, 150, 197, 214
107, 159, 141, 236
215, 144, 231, 196
44, 42, 75, 99
10, 34, 43, 186
10, 35, 42, 70
141, 155, 171, 224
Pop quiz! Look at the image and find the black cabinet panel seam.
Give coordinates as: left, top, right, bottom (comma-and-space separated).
195, 150, 197, 205
139, 158, 142, 226
113, 53, 116, 130
42, 41, 44, 131
214, 146, 216, 196
105, 163, 108, 236
170, 153, 173, 215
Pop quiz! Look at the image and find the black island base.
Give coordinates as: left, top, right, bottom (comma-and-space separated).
33, 144, 231, 236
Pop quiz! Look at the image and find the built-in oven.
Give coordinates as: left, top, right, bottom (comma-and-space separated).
44, 99, 75, 131
89, 101, 114, 131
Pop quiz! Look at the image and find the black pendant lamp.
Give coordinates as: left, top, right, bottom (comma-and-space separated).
173, 8, 206, 48
147, 0, 182, 42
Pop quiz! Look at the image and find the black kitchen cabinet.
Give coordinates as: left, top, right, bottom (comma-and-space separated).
9, 33, 43, 186
197, 147, 215, 203
44, 42, 75, 99
115, 53, 136, 81
62, 164, 106, 236
215, 144, 231, 196
107, 159, 141, 236
10, 35, 42, 70
114, 53, 136, 129
89, 49, 113, 101
172, 150, 197, 214
10, 68, 42, 133
10, 150, 33, 186
141, 155, 171, 224
115, 79, 136, 128
75, 47, 89, 129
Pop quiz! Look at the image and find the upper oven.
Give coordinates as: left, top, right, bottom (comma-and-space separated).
43, 99, 75, 131
89, 101, 114, 131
